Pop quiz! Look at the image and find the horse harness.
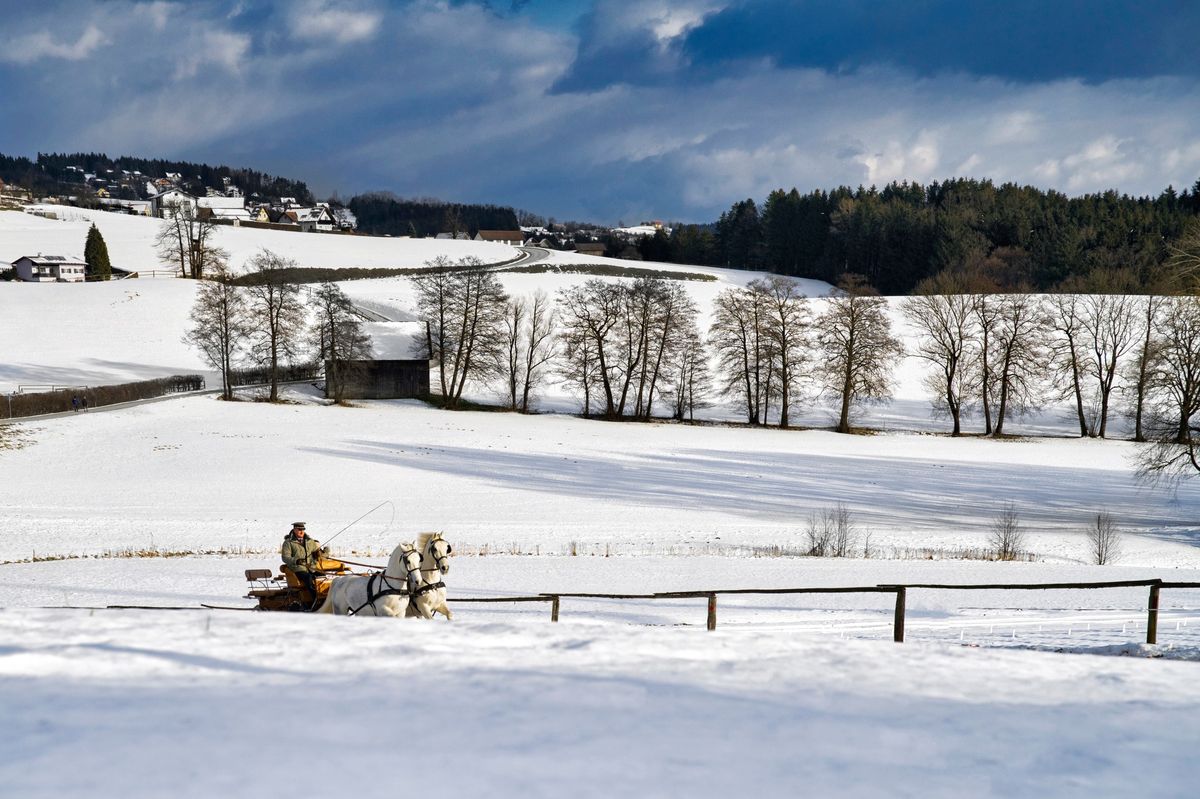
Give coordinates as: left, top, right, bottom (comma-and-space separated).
346, 562, 423, 616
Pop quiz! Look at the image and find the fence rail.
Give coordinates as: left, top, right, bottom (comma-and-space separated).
448, 578, 1200, 644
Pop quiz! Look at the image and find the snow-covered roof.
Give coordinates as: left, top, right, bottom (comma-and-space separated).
15, 254, 87, 266
197, 196, 246, 210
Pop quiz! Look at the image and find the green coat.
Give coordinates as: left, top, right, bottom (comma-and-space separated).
281, 534, 323, 574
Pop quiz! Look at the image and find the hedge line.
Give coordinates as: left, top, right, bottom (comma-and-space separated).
2, 375, 205, 418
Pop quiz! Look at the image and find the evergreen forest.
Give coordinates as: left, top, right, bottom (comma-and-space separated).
638, 178, 1200, 294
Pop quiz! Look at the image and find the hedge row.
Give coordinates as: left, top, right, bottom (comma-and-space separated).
228, 363, 323, 387
2, 375, 205, 418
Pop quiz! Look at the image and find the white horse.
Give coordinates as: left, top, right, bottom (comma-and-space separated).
406, 532, 453, 620
316, 543, 423, 616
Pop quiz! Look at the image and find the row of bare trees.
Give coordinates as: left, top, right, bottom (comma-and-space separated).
558, 277, 706, 420
710, 275, 902, 432
904, 284, 1200, 450
407, 263, 1200, 453
186, 250, 369, 401
411, 263, 711, 420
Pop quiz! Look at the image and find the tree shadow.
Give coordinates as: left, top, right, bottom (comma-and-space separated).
300, 439, 1200, 544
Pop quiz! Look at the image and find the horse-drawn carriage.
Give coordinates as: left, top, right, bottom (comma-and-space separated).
243, 533, 453, 618
243, 555, 351, 611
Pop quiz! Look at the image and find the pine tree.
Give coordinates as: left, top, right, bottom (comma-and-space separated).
83, 224, 112, 281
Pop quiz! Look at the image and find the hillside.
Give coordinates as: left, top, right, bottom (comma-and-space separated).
0, 207, 518, 274
3, 210, 1200, 799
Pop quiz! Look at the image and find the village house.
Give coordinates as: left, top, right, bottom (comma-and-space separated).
196, 195, 251, 223
286, 205, 336, 232
574, 241, 607, 256
474, 230, 524, 245
12, 255, 88, 283
150, 188, 197, 218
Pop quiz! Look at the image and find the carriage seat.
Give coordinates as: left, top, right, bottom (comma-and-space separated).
245, 569, 274, 590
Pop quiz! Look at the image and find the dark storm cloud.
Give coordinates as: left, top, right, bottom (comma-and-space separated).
0, 0, 1198, 223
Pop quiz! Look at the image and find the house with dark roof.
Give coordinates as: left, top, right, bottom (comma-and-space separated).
13, 255, 88, 283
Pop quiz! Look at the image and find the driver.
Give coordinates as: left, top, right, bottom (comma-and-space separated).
281, 522, 326, 607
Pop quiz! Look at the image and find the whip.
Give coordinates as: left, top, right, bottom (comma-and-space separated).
321, 500, 395, 549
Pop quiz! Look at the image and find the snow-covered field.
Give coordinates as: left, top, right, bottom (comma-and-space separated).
4, 215, 1200, 796
0, 206, 517, 274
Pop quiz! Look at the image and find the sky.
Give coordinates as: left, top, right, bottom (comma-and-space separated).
1, 0, 1199, 223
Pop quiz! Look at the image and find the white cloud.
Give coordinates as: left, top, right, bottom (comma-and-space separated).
289, 0, 382, 46
172, 30, 252, 80
0, 25, 107, 63
4, 2, 1199, 221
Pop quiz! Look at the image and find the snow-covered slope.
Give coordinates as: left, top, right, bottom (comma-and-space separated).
0, 207, 518, 273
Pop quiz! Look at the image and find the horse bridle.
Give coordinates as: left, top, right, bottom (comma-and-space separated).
427, 540, 452, 573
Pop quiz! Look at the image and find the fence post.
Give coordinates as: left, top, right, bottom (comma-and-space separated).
1147, 583, 1160, 645
707, 593, 717, 631
550, 595, 560, 623
893, 587, 906, 643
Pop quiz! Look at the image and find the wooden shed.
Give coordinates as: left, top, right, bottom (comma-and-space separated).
325, 359, 430, 400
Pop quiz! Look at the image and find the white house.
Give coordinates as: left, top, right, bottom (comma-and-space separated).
197, 195, 251, 222
474, 230, 524, 244
13, 255, 88, 283
150, 188, 197, 218
286, 206, 336, 232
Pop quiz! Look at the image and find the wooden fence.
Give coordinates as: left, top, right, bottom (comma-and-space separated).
451, 579, 1200, 643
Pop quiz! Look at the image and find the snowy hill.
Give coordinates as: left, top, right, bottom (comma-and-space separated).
0, 207, 518, 274
4, 206, 1200, 798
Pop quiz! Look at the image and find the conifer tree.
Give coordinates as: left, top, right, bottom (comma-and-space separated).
83, 224, 111, 280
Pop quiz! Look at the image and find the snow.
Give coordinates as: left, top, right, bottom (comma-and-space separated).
0, 207, 517, 274
4, 215, 1200, 796
3, 604, 1200, 798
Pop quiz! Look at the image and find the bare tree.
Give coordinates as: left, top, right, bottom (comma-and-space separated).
183, 258, 246, 400
971, 293, 1003, 435
1080, 294, 1136, 438
988, 502, 1026, 561
499, 290, 558, 412
710, 284, 771, 424
755, 275, 810, 428
1125, 294, 1167, 442
806, 503, 856, 557
310, 282, 372, 403
1086, 510, 1122, 565
501, 294, 528, 410
903, 273, 976, 436
1045, 293, 1091, 437
815, 275, 903, 434
990, 294, 1045, 436
558, 279, 623, 418
1135, 296, 1200, 481
559, 317, 602, 416
154, 205, 224, 279
668, 328, 711, 422
1165, 219, 1200, 289
245, 250, 307, 402
411, 258, 509, 409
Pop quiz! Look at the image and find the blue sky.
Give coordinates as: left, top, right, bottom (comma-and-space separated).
1, 1, 1198, 222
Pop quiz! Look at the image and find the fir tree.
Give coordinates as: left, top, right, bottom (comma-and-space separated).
83, 224, 112, 281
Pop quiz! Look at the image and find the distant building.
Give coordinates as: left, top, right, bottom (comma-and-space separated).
325, 359, 430, 399
13, 255, 88, 283
474, 230, 524, 244
150, 188, 196, 218
574, 242, 607, 256
285, 206, 336, 232
197, 195, 251, 222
